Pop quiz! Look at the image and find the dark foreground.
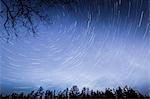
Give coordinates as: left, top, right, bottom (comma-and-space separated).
0, 86, 149, 99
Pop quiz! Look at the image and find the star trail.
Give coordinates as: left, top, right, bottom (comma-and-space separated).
0, 0, 150, 94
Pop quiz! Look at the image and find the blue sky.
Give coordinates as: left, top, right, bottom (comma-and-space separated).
0, 0, 150, 94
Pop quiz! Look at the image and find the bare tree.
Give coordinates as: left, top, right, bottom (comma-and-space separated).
0, 0, 74, 40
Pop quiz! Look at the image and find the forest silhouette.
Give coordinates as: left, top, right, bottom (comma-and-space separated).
0, 85, 149, 99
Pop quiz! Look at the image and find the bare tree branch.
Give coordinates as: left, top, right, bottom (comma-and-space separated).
0, 0, 74, 40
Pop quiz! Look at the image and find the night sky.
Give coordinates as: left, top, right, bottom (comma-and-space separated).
0, 0, 150, 94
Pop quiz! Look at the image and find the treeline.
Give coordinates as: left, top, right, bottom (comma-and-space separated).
0, 85, 149, 99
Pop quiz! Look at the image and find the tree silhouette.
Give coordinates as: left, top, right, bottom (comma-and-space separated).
0, 85, 149, 99
37, 86, 44, 99
0, 0, 75, 39
69, 85, 80, 98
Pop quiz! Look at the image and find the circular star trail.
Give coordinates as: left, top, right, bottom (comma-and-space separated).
0, 0, 150, 94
